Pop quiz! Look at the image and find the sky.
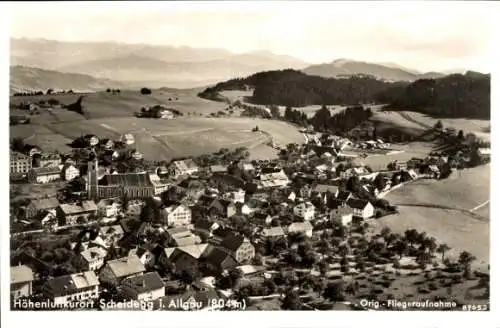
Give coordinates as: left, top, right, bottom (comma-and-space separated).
7, 1, 497, 73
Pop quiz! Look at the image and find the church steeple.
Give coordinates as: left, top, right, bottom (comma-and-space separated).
87, 149, 99, 200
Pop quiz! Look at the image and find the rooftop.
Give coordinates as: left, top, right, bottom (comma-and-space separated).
59, 201, 97, 215
44, 271, 99, 296
11, 265, 34, 284
105, 255, 146, 278
121, 271, 164, 294
99, 173, 154, 187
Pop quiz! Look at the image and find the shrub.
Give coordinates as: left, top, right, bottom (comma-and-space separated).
140, 87, 152, 95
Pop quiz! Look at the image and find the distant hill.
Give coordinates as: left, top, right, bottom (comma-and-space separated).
10, 38, 309, 88
375, 72, 491, 119
302, 59, 446, 81
198, 69, 395, 107
10, 66, 128, 94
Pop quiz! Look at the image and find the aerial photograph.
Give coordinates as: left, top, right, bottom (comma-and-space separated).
8, 1, 491, 312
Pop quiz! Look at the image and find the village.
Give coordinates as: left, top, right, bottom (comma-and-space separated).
9, 121, 491, 311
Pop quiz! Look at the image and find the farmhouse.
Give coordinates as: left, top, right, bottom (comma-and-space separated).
10, 152, 32, 175
162, 203, 192, 227
99, 255, 146, 286
288, 221, 314, 237
28, 166, 62, 184
56, 200, 98, 226
34, 152, 61, 168
42, 271, 100, 306
346, 198, 374, 219
11, 265, 34, 300
76, 246, 108, 271
24, 197, 60, 219
171, 159, 199, 177
218, 233, 255, 263
293, 201, 315, 221
120, 271, 165, 302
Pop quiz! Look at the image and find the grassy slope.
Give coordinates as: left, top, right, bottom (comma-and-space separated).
374, 165, 490, 269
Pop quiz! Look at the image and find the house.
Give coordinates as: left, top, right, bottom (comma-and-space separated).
236, 265, 267, 278
225, 189, 246, 204
336, 191, 353, 202
61, 164, 80, 181
162, 204, 192, 227
171, 159, 199, 177
218, 233, 255, 263
40, 209, 58, 231
158, 109, 175, 119
287, 221, 313, 237
99, 255, 146, 286
209, 174, 246, 190
35, 152, 61, 168
156, 288, 223, 311
261, 226, 286, 239
10, 152, 32, 176
329, 204, 354, 226
42, 271, 100, 306
313, 184, 340, 203
149, 173, 171, 195
120, 271, 165, 301
240, 198, 266, 215
97, 199, 120, 218
11, 265, 34, 299
28, 166, 62, 184
258, 169, 290, 189
76, 246, 108, 271
121, 133, 135, 145
346, 198, 374, 219
24, 197, 60, 219
293, 201, 315, 221
477, 148, 491, 162
160, 244, 209, 274
98, 225, 125, 248
56, 201, 98, 226
128, 244, 156, 268
203, 248, 238, 274
165, 227, 200, 247
99, 138, 114, 150
210, 165, 228, 174
237, 162, 256, 172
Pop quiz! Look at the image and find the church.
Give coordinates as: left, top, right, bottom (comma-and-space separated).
86, 151, 169, 201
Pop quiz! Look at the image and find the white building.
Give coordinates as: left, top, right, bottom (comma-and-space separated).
62, 164, 80, 181
77, 247, 108, 271
42, 271, 100, 306
120, 272, 165, 301
171, 159, 199, 177
346, 198, 374, 219
163, 204, 192, 227
293, 201, 315, 221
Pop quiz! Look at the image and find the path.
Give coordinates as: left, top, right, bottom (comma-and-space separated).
394, 202, 489, 222
470, 200, 490, 212
394, 111, 432, 130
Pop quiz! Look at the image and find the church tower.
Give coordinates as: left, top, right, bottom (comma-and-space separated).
87, 150, 99, 200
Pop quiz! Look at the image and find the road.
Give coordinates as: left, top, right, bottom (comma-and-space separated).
394, 202, 489, 222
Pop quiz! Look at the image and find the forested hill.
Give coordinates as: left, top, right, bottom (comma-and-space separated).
198, 69, 395, 107
375, 72, 491, 119
198, 69, 490, 119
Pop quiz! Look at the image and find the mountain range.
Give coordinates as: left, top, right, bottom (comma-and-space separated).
302, 59, 445, 81
10, 38, 469, 91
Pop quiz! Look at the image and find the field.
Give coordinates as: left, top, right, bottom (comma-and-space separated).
350, 142, 436, 171
374, 165, 490, 270
11, 116, 305, 161
10, 88, 227, 123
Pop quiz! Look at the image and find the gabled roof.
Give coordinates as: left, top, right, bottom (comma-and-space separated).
44, 271, 99, 296
210, 165, 227, 173
99, 173, 153, 187
236, 265, 266, 276
59, 201, 97, 215
105, 255, 146, 278
204, 248, 237, 267
11, 265, 34, 284
262, 226, 286, 237
29, 197, 60, 210
219, 233, 247, 252
167, 244, 209, 260
313, 184, 339, 194
336, 191, 352, 201
173, 159, 199, 172
32, 167, 61, 175
346, 198, 372, 210
288, 221, 313, 232
172, 235, 198, 247
157, 288, 221, 310
80, 246, 107, 263
121, 271, 164, 294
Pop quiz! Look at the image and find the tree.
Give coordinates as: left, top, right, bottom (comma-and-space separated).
393, 239, 409, 259
269, 104, 280, 118
457, 130, 465, 141
121, 193, 130, 213
140, 87, 152, 95
458, 251, 476, 274
281, 289, 302, 310
46, 89, 54, 95
437, 243, 451, 261
434, 120, 443, 130
106, 88, 111, 93
323, 282, 345, 302
10, 138, 25, 152
404, 229, 419, 247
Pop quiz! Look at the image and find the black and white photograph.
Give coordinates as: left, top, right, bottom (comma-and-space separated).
1, 1, 497, 325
